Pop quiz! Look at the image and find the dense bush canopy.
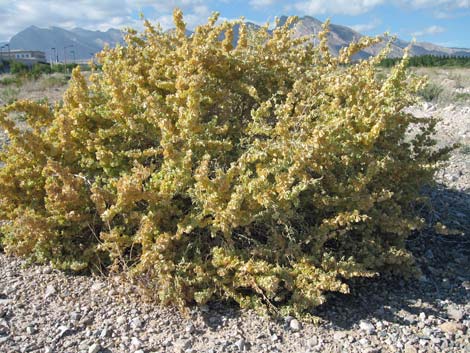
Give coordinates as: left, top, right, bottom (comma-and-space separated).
0, 10, 449, 316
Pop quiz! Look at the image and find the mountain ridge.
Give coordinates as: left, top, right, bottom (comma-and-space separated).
5, 16, 470, 61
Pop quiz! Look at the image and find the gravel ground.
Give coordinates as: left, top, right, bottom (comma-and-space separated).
0, 81, 469, 353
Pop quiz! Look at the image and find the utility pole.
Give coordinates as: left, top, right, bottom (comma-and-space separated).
63, 45, 73, 74
5, 43, 10, 61
50, 47, 56, 69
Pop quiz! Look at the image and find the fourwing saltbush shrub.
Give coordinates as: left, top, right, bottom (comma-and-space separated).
0, 10, 450, 317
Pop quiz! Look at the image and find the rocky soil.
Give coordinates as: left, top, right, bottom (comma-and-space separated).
0, 72, 469, 353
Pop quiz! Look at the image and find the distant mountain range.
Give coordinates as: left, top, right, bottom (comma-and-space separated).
5, 16, 470, 62
286, 16, 470, 58
8, 26, 124, 61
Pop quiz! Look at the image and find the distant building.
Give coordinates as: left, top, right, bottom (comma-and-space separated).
0, 50, 47, 65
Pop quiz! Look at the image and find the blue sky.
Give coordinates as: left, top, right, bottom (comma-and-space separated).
1, 0, 469, 48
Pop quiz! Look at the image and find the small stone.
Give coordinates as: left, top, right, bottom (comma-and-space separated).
359, 338, 370, 345
70, 312, 81, 321
100, 328, 110, 338
134, 350, 145, 353
424, 249, 434, 259
43, 267, 52, 274
185, 323, 195, 334
131, 337, 142, 349
0, 299, 12, 306
422, 327, 432, 337
333, 331, 347, 340
307, 336, 318, 347
26, 326, 36, 335
175, 339, 192, 351
234, 338, 246, 351
439, 321, 466, 334
270, 334, 279, 342
56, 325, 69, 339
88, 343, 101, 353
404, 344, 418, 353
419, 275, 428, 282
462, 281, 470, 290
90, 282, 105, 291
419, 312, 426, 322
359, 320, 375, 334
284, 316, 294, 324
447, 307, 464, 322
81, 316, 94, 326
130, 317, 143, 329
289, 319, 302, 332
44, 285, 56, 299
162, 336, 172, 347
116, 316, 127, 325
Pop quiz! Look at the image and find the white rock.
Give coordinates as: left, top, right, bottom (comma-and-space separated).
333, 331, 347, 340
100, 328, 110, 338
307, 336, 318, 347
447, 307, 464, 322
130, 337, 142, 348
44, 285, 56, 299
56, 325, 69, 339
289, 319, 302, 332
359, 337, 370, 345
130, 317, 143, 329
359, 320, 375, 334
116, 315, 127, 325
90, 282, 105, 292
88, 343, 101, 353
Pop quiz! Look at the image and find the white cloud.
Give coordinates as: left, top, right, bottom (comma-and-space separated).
249, 0, 279, 8
350, 18, 382, 32
411, 25, 446, 36
406, 0, 469, 9
292, 0, 385, 16
251, 0, 469, 16
0, 0, 211, 41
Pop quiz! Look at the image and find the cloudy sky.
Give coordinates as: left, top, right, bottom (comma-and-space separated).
1, 0, 469, 47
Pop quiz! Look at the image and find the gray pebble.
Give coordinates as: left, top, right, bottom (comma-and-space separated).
88, 343, 101, 353
234, 338, 246, 351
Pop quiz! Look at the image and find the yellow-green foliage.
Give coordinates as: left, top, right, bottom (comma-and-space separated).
0, 10, 449, 316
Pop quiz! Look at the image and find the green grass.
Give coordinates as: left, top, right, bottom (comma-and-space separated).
38, 75, 69, 89
461, 144, 470, 155
454, 92, 470, 103
0, 86, 19, 104
418, 82, 444, 102
0, 76, 22, 86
